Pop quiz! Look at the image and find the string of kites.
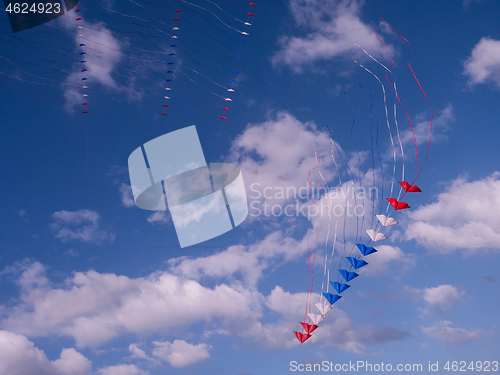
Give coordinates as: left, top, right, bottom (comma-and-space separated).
294, 181, 421, 344
293, 13, 434, 344
73, 1, 257, 119
0, 1, 258, 118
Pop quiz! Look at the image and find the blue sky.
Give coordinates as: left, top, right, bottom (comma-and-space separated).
1, 0, 500, 374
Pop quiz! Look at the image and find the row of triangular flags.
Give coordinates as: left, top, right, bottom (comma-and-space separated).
294, 181, 421, 343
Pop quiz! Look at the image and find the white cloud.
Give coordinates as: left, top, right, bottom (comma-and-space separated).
51, 209, 115, 245
228, 111, 387, 241
423, 285, 461, 307
96, 364, 149, 375
405, 172, 500, 253
0, 330, 92, 375
52, 348, 93, 375
0, 330, 52, 375
0, 262, 261, 348
229, 111, 338, 208
119, 183, 135, 208
272, 0, 390, 72
0, 261, 411, 353
359, 244, 414, 276
168, 231, 305, 287
152, 340, 211, 367
404, 284, 462, 316
128, 344, 153, 361
422, 321, 482, 344
17, 260, 50, 290
266, 286, 306, 318
420, 285, 463, 316
60, 20, 126, 110
248, 286, 410, 351
464, 37, 500, 88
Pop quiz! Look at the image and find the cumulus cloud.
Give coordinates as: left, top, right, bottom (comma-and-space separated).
358, 244, 414, 276
228, 110, 363, 224
51, 209, 115, 244
96, 364, 149, 375
152, 340, 211, 367
168, 231, 305, 286
421, 285, 463, 316
272, 0, 390, 72
404, 284, 463, 316
0, 261, 411, 354
0, 330, 92, 375
230, 112, 335, 204
52, 348, 93, 375
405, 172, 500, 253
228, 111, 389, 240
423, 285, 462, 307
422, 321, 482, 344
246, 286, 410, 352
0, 262, 261, 348
464, 37, 500, 88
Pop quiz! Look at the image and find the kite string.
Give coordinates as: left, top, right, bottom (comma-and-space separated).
376, 14, 434, 185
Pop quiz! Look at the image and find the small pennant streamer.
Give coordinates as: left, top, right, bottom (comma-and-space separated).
387, 198, 410, 210
376, 214, 398, 227
308, 313, 325, 325
300, 322, 319, 334
294, 331, 311, 344
315, 302, 333, 315
366, 229, 387, 242
399, 181, 422, 192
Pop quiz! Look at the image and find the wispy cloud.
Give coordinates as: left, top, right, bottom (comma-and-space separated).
119, 183, 135, 208
59, 18, 125, 111
50, 209, 115, 245
146, 211, 171, 224
272, 0, 390, 72
399, 104, 454, 149
422, 321, 482, 344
